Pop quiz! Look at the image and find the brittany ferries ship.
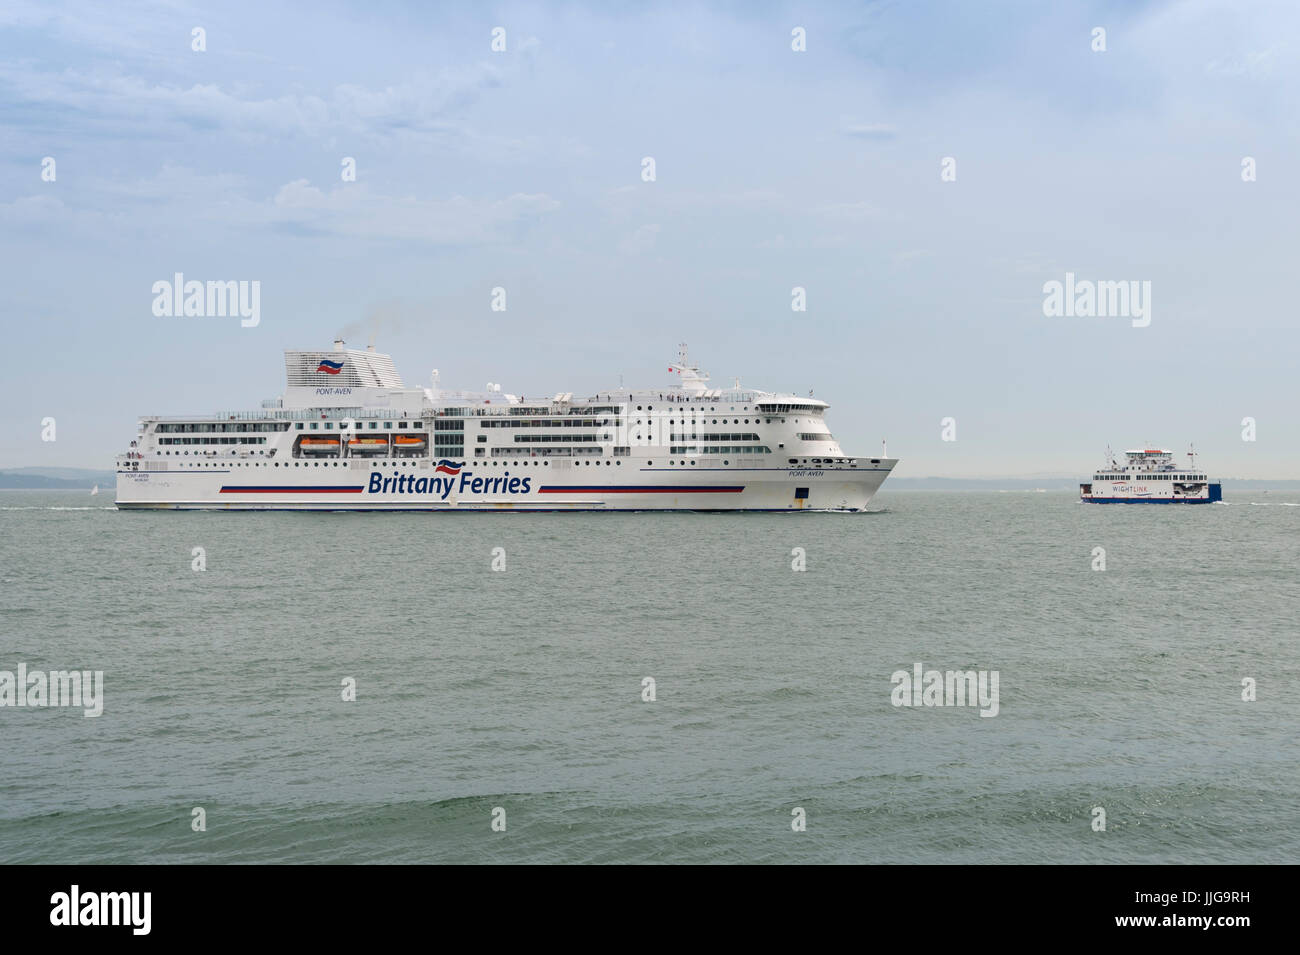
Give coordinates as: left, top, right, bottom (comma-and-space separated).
1080, 448, 1221, 503
116, 341, 896, 511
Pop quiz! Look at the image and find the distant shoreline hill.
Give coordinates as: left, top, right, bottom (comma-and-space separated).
0, 468, 117, 489
2, 468, 1299, 491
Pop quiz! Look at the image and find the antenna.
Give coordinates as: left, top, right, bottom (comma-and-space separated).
882, 438, 888, 457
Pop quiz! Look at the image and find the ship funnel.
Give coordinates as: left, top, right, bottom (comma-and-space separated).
333, 338, 345, 351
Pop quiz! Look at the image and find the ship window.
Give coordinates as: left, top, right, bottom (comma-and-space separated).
296, 423, 303, 430
385, 422, 393, 428
310, 422, 319, 429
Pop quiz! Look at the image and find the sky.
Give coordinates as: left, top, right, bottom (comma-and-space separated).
1, 0, 1296, 477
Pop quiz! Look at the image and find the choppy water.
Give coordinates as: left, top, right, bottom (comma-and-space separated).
1, 488, 1296, 864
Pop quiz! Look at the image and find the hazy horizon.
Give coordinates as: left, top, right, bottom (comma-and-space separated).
3, 1, 1296, 478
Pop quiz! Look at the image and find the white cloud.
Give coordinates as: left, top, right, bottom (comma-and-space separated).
840, 120, 897, 140
618, 223, 660, 254
270, 180, 560, 243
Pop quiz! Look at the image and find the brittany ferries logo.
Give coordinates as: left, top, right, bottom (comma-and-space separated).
368, 465, 532, 499
316, 360, 344, 375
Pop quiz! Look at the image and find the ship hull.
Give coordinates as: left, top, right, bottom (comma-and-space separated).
116, 461, 896, 512
1080, 483, 1222, 504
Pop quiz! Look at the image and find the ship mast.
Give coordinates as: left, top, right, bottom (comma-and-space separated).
669, 343, 710, 396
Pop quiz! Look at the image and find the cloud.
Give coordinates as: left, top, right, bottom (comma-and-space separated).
619, 223, 660, 254
270, 180, 560, 243
840, 120, 897, 140
0, 62, 505, 143
1204, 49, 1276, 77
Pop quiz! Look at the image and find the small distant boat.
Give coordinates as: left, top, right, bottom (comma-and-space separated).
1080, 446, 1221, 504
91, 485, 99, 496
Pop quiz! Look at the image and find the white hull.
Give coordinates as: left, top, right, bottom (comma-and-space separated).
116, 460, 895, 511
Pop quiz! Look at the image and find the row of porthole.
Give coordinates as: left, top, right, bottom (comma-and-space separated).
156, 455, 767, 469
636, 405, 748, 412
487, 459, 622, 466
637, 419, 754, 426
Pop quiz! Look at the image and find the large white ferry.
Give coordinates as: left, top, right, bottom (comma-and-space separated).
1080, 447, 1222, 503
116, 342, 896, 511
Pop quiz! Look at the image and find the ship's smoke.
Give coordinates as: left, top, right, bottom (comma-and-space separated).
338, 299, 420, 346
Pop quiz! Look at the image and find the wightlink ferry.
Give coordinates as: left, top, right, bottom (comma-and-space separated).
115, 341, 896, 511
1080, 448, 1221, 503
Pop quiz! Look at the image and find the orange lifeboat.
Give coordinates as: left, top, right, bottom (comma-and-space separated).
348, 437, 388, 456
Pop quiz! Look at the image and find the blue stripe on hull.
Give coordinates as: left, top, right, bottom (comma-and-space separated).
1083, 498, 1214, 503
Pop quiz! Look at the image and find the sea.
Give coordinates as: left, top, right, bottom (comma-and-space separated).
1, 488, 1296, 864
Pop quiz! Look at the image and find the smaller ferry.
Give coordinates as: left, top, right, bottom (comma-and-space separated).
1080, 447, 1221, 503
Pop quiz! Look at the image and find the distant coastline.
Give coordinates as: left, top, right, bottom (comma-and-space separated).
0, 468, 116, 489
